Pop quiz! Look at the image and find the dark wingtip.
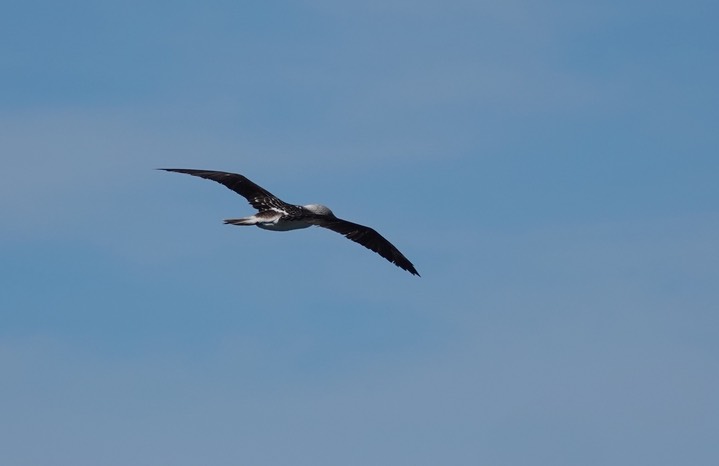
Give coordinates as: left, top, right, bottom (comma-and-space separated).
157, 168, 209, 176
397, 259, 420, 277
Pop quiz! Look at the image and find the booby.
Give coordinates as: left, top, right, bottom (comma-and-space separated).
160, 168, 419, 276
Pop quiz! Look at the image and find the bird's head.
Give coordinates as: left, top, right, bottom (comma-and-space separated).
303, 204, 336, 217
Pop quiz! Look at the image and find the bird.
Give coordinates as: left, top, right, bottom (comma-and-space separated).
160, 168, 419, 276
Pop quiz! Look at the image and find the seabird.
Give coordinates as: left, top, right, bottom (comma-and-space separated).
160, 168, 419, 276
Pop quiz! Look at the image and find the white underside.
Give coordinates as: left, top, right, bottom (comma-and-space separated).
225, 209, 316, 231
257, 221, 312, 231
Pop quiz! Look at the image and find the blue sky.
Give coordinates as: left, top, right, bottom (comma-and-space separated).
1, 0, 718, 464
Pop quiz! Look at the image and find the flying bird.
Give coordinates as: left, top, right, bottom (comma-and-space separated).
160, 168, 419, 276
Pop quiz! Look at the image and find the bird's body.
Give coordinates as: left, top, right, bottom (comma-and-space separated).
160, 168, 419, 276
224, 204, 316, 231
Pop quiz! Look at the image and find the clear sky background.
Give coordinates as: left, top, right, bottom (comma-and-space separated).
1, 1, 717, 465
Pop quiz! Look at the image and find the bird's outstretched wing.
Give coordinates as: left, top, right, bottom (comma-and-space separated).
159, 168, 293, 212
318, 218, 420, 276
160, 168, 420, 276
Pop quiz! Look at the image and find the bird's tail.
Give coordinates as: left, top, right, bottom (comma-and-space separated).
224, 216, 257, 226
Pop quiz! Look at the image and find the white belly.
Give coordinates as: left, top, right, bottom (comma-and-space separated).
257, 220, 312, 231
